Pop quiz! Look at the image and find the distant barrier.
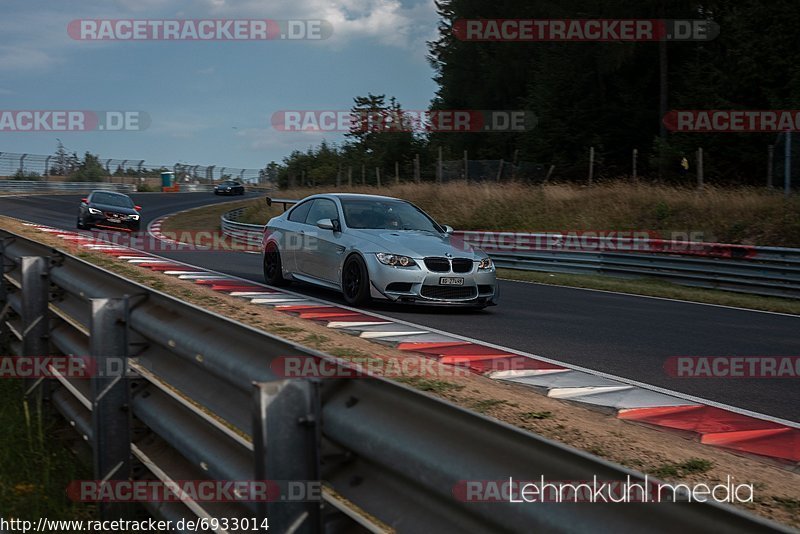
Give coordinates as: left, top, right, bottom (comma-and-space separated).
0, 180, 135, 194
220, 209, 800, 299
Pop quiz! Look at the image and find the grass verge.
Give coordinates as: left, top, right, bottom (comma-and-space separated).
498, 269, 800, 315
159, 198, 254, 235
241, 181, 800, 247
0, 382, 95, 521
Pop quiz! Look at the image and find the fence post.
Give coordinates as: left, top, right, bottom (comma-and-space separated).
376, 167, 381, 187
697, 148, 704, 189
348, 166, 353, 187
437, 147, 443, 184
496, 160, 504, 182
361, 164, 365, 186
395, 161, 400, 185
414, 154, 421, 183
632, 149, 638, 181
252, 380, 321, 532
785, 131, 792, 197
545, 165, 555, 183
767, 145, 774, 188
512, 149, 519, 181
336, 164, 341, 188
588, 147, 595, 185
90, 297, 132, 521
0, 240, 7, 348
21, 256, 49, 398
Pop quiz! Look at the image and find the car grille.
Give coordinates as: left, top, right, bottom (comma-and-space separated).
421, 285, 477, 300
104, 212, 123, 218
451, 258, 474, 273
424, 257, 450, 272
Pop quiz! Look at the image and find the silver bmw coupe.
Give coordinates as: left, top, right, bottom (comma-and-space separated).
261, 193, 498, 308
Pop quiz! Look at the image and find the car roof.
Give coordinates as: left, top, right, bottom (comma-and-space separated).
314, 193, 402, 202
90, 190, 130, 197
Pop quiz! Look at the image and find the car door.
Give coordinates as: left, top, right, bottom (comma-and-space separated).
280, 200, 313, 273
296, 198, 345, 282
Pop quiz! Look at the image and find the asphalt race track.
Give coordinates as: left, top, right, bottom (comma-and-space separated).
1, 192, 798, 422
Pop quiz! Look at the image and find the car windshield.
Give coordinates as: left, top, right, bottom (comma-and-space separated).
341, 199, 442, 232
221, 181, 236, 186
91, 192, 134, 208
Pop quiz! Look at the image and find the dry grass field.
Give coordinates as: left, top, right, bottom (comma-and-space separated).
235, 181, 800, 247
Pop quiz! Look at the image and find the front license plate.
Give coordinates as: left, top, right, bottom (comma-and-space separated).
107, 218, 121, 223
439, 277, 464, 286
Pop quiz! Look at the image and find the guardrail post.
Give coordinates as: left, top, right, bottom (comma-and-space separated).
252, 380, 321, 533
21, 256, 50, 398
90, 297, 132, 521
0, 239, 10, 346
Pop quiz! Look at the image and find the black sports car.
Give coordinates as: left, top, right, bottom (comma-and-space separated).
77, 191, 141, 232
213, 180, 245, 195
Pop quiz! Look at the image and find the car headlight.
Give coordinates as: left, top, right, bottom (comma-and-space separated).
376, 253, 416, 267
88, 207, 101, 215
478, 257, 493, 270
128, 214, 140, 221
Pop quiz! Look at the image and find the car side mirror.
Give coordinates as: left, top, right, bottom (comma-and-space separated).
81, 198, 88, 203
134, 205, 142, 211
443, 225, 454, 235
317, 218, 335, 231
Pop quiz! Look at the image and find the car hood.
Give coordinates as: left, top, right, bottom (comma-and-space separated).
90, 202, 138, 215
349, 229, 481, 258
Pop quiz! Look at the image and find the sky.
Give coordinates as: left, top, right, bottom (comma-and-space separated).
0, 0, 439, 170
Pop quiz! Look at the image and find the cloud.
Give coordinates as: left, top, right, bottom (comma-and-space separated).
198, 0, 437, 49
148, 116, 214, 139
234, 127, 340, 152
0, 46, 55, 71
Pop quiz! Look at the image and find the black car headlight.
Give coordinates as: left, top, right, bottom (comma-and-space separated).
88, 207, 101, 215
478, 257, 493, 270
376, 253, 416, 267
127, 214, 140, 221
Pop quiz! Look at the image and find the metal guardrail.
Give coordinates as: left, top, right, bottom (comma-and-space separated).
220, 209, 800, 299
0, 180, 136, 194
221, 207, 264, 247
0, 228, 788, 533
454, 232, 800, 299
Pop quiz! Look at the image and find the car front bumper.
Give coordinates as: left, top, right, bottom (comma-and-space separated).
364, 255, 499, 307
85, 213, 140, 232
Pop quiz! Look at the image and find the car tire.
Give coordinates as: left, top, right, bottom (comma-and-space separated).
263, 243, 290, 286
342, 254, 371, 306
76, 216, 84, 229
